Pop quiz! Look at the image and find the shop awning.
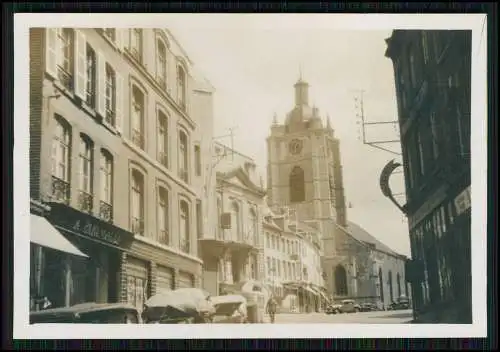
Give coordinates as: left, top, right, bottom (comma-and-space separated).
30, 214, 88, 258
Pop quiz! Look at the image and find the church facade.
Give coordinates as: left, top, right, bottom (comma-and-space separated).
266, 76, 409, 308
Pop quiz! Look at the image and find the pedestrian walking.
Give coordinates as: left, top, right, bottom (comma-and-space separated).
266, 295, 278, 323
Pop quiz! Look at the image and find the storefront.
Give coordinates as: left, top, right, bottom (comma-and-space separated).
125, 256, 149, 312
177, 271, 195, 289
156, 265, 175, 293
45, 202, 134, 308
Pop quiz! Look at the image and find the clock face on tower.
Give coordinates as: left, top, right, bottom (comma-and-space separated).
289, 139, 303, 155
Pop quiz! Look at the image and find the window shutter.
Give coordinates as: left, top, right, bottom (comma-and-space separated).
97, 52, 106, 117
74, 30, 87, 100
45, 28, 59, 78
115, 72, 123, 134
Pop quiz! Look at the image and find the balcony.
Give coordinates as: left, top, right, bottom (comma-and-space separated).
131, 217, 144, 236
158, 151, 168, 168
158, 229, 169, 245
99, 200, 113, 223
132, 129, 144, 149
57, 66, 73, 91
51, 176, 70, 204
78, 190, 93, 214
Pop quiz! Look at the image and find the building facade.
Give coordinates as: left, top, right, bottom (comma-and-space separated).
267, 76, 408, 306
199, 142, 266, 296
29, 27, 212, 312
385, 30, 472, 323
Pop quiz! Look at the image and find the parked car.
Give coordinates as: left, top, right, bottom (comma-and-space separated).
325, 302, 342, 314
30, 303, 141, 324
359, 302, 378, 312
387, 296, 411, 311
339, 299, 361, 313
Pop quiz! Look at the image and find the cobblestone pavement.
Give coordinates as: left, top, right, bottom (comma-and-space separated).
263, 310, 413, 324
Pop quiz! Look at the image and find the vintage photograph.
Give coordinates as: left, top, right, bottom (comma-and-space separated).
16, 14, 486, 337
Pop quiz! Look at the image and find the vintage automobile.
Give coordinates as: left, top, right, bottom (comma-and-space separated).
338, 299, 361, 314
388, 296, 411, 311
325, 302, 342, 314
359, 302, 378, 312
210, 294, 248, 324
29, 303, 141, 324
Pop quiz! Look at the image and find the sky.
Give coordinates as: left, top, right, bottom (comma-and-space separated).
165, 16, 411, 256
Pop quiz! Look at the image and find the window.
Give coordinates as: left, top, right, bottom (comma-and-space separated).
421, 31, 429, 64
178, 130, 188, 182
156, 39, 167, 89
129, 29, 143, 62
57, 29, 74, 91
157, 187, 169, 245
249, 209, 258, 246
103, 28, 116, 42
78, 135, 94, 214
99, 150, 113, 222
267, 257, 272, 275
157, 110, 168, 167
180, 200, 190, 253
131, 86, 145, 149
131, 169, 144, 236
289, 166, 305, 203
194, 145, 201, 177
334, 265, 348, 296
196, 199, 203, 239
85, 45, 97, 108
177, 65, 187, 111
231, 202, 240, 242
51, 116, 71, 204
105, 64, 116, 126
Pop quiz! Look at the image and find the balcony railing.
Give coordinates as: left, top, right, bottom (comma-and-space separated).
131, 217, 144, 236
99, 200, 113, 223
132, 129, 144, 149
105, 107, 115, 126
78, 190, 93, 214
51, 176, 70, 204
158, 230, 169, 245
57, 66, 73, 91
158, 151, 168, 168
180, 238, 190, 253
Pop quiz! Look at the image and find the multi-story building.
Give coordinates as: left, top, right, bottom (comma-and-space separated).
29, 27, 213, 312
385, 30, 472, 323
267, 75, 408, 307
199, 142, 266, 296
262, 206, 327, 313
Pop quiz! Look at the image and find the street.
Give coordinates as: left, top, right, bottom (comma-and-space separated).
264, 310, 413, 324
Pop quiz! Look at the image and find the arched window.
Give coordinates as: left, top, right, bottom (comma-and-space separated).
85, 44, 97, 108
105, 64, 116, 126
249, 208, 258, 246
289, 166, 305, 203
178, 130, 188, 182
334, 265, 348, 296
378, 267, 385, 303
57, 28, 74, 90
156, 39, 167, 89
158, 187, 169, 245
78, 134, 94, 214
157, 110, 169, 168
177, 65, 187, 110
231, 202, 240, 242
51, 115, 72, 204
131, 85, 145, 149
388, 270, 394, 302
179, 200, 190, 253
397, 273, 402, 298
99, 149, 113, 222
131, 169, 145, 235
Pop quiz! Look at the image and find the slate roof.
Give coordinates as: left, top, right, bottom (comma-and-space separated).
345, 221, 405, 258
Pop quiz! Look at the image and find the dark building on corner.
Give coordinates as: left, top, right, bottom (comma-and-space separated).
385, 30, 472, 323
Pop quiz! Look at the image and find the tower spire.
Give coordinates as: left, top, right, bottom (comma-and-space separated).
299, 62, 303, 81
273, 112, 278, 125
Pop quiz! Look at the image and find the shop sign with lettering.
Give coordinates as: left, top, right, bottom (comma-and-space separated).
72, 220, 121, 245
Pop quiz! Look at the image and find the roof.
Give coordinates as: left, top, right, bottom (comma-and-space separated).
346, 221, 404, 258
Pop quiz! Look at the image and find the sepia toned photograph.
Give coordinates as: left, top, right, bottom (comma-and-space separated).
14, 14, 487, 339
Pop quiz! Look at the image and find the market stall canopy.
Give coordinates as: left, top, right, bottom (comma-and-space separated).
30, 214, 87, 258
